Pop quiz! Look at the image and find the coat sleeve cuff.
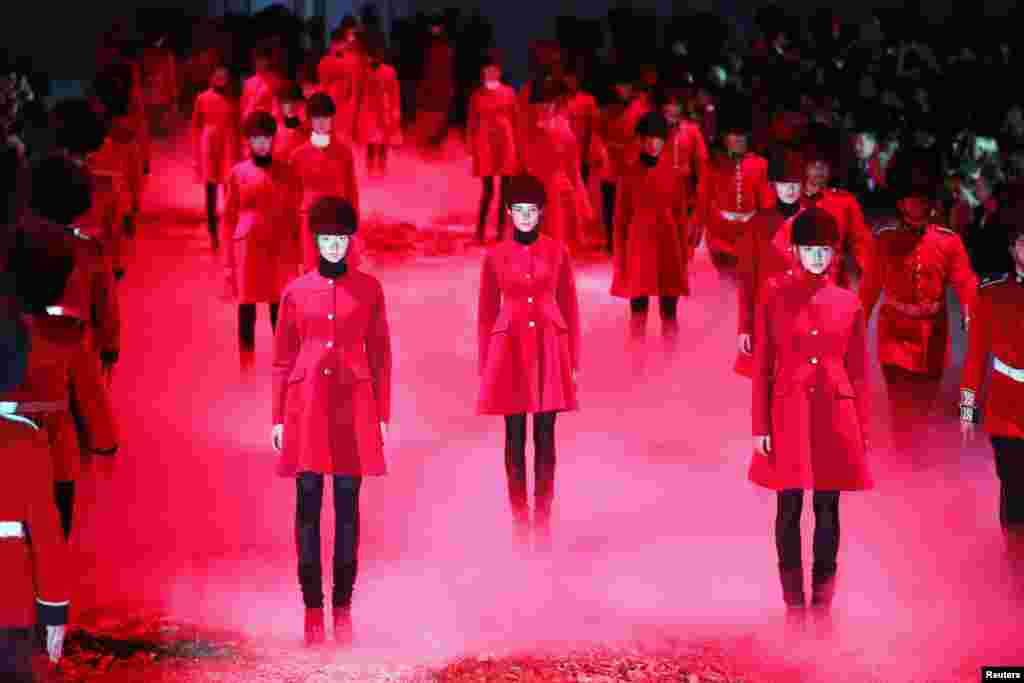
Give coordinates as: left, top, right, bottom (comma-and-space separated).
36, 599, 69, 626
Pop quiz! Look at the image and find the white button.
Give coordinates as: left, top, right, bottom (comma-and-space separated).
811, 329, 819, 336
329, 279, 334, 285
529, 321, 535, 327
810, 357, 818, 364
809, 387, 815, 393
323, 368, 332, 375
326, 341, 333, 348
528, 297, 534, 303
328, 314, 334, 320
526, 274, 532, 278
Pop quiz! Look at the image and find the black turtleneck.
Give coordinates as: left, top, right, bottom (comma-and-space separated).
213, 86, 228, 96
777, 199, 800, 217
252, 154, 272, 168
513, 227, 539, 245
284, 116, 301, 129
639, 153, 659, 168
318, 254, 348, 278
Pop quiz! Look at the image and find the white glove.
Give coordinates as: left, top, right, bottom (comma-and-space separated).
271, 424, 283, 451
738, 333, 752, 355
754, 435, 771, 456
46, 625, 65, 663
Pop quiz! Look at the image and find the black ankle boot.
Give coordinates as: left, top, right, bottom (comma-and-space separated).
304, 608, 325, 647
779, 565, 806, 634
810, 567, 836, 638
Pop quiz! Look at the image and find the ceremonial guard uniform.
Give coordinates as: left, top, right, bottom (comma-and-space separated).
272, 197, 391, 647
751, 208, 872, 636
859, 152, 977, 451
468, 55, 519, 241
191, 68, 240, 249
354, 32, 402, 175
478, 175, 581, 548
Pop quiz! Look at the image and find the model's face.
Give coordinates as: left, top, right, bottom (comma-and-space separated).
614, 83, 632, 100
724, 133, 748, 155
662, 103, 681, 125
211, 69, 229, 89
805, 161, 830, 192
641, 136, 665, 157
317, 234, 350, 262
796, 245, 834, 274
508, 203, 541, 232
854, 133, 877, 160
248, 135, 273, 156
482, 66, 500, 84
311, 117, 332, 134
774, 181, 802, 204
1011, 235, 1024, 271
898, 196, 931, 226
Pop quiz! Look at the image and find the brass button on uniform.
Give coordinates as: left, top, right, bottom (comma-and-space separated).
528, 321, 535, 327
527, 297, 534, 303
810, 357, 818, 364
328, 314, 334, 320
323, 368, 332, 376
811, 329, 819, 336
326, 341, 333, 348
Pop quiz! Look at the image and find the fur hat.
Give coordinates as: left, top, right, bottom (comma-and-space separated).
305, 92, 336, 118
52, 98, 108, 156
504, 174, 546, 208
717, 96, 753, 135
308, 196, 357, 235
767, 146, 804, 183
10, 228, 75, 313
791, 207, 840, 246
29, 155, 93, 225
242, 110, 277, 138
635, 111, 669, 139
886, 148, 943, 199
276, 82, 304, 102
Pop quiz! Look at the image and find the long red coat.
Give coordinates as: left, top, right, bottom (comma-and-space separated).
698, 151, 774, 258
468, 84, 519, 177
240, 71, 283, 123
191, 88, 240, 184
800, 188, 874, 287
220, 159, 301, 303
596, 96, 650, 180
477, 234, 580, 415
860, 223, 977, 377
961, 272, 1024, 439
750, 270, 872, 491
273, 120, 310, 161
318, 48, 365, 140
565, 91, 601, 167
141, 45, 178, 107
89, 116, 145, 219
610, 155, 692, 298
355, 63, 403, 146
416, 38, 454, 113
0, 314, 118, 482
666, 121, 709, 217
272, 269, 391, 477
76, 163, 126, 275
288, 140, 360, 272
0, 414, 70, 628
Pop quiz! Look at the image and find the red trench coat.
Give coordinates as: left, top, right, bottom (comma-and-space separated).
288, 140, 360, 272
0, 315, 118, 482
220, 159, 301, 303
750, 271, 872, 491
610, 156, 692, 298
961, 272, 1024, 440
698, 152, 774, 258
240, 72, 283, 123
191, 89, 240, 184
355, 63, 403, 146
0, 415, 70, 628
860, 224, 977, 377
800, 189, 874, 288
272, 269, 391, 477
468, 84, 520, 177
477, 234, 581, 415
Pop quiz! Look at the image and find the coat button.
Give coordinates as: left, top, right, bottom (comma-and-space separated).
811, 329, 819, 335
328, 314, 334, 320
526, 274, 532, 279
528, 297, 534, 303
809, 387, 815, 393
529, 321, 535, 327
810, 357, 818, 364
323, 368, 332, 375
329, 279, 334, 285
326, 341, 333, 348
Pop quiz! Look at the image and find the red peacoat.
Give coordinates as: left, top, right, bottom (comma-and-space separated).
0, 314, 118, 482
477, 234, 581, 415
698, 151, 775, 259
191, 88, 240, 184
800, 188, 874, 287
220, 159, 302, 303
288, 140, 360, 272
860, 223, 977, 377
272, 268, 391, 477
467, 84, 520, 177
610, 154, 692, 298
0, 413, 70, 628
355, 63, 403, 146
750, 270, 872, 491
961, 272, 1024, 440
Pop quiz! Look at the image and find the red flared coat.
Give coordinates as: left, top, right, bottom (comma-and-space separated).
272, 269, 391, 477
288, 140, 360, 272
596, 96, 650, 180
750, 270, 873, 491
697, 151, 774, 258
467, 84, 520, 177
355, 63, 403, 146
191, 88, 240, 184
220, 159, 302, 303
477, 234, 581, 415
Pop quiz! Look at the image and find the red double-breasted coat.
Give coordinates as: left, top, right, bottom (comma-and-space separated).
191, 88, 240, 184
220, 159, 301, 303
800, 188, 874, 287
0, 314, 118, 482
860, 223, 977, 377
477, 234, 581, 415
750, 270, 872, 491
141, 45, 178, 107
610, 155, 692, 298
355, 63, 403, 146
0, 414, 70, 628
318, 49, 365, 139
698, 151, 775, 259
288, 140, 360, 272
240, 71, 283, 123
272, 268, 391, 477
596, 96, 650, 180
961, 272, 1024, 439
468, 84, 520, 177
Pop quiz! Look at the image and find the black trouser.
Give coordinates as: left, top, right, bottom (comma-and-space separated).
477, 176, 507, 241
992, 437, 1024, 536
0, 628, 33, 683
503, 412, 557, 529
54, 481, 74, 540
776, 490, 841, 595
205, 183, 219, 245
629, 296, 679, 338
237, 303, 280, 350
367, 144, 388, 172
601, 181, 617, 250
296, 473, 362, 609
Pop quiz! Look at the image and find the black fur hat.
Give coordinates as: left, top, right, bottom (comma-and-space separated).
29, 155, 93, 226
505, 175, 546, 208
308, 196, 357, 235
242, 110, 277, 138
52, 98, 108, 156
635, 111, 669, 139
791, 207, 840, 246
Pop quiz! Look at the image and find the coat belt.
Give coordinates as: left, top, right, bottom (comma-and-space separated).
720, 210, 755, 222
883, 300, 941, 318
994, 357, 1024, 383
0, 521, 25, 539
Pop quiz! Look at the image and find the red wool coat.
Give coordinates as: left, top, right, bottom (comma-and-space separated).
961, 272, 1024, 439
666, 121, 709, 214
89, 116, 145, 218
565, 91, 601, 166
141, 46, 178, 107
860, 224, 977, 377
272, 269, 391, 477
468, 84, 520, 177
0, 315, 118, 482
355, 63, 403, 146
319, 49, 365, 139
596, 96, 651, 180
220, 159, 302, 303
240, 71, 283, 122
0, 415, 70, 628
477, 234, 581, 415
698, 152, 774, 258
191, 89, 240, 184
750, 270, 872, 491
610, 156, 692, 298
288, 141, 360, 272
800, 189, 874, 287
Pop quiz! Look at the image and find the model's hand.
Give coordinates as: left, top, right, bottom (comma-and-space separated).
271, 424, 283, 451
738, 333, 752, 355
754, 435, 771, 456
46, 625, 65, 663
380, 422, 388, 442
